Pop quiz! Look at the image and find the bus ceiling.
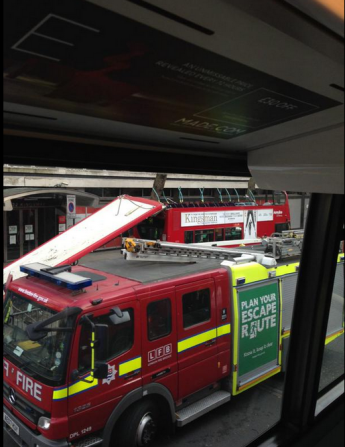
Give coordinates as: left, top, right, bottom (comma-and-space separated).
3, 0, 343, 193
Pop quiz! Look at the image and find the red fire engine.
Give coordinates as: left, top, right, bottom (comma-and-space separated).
3, 197, 344, 447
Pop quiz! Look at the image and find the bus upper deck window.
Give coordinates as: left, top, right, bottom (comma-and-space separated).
273, 191, 286, 205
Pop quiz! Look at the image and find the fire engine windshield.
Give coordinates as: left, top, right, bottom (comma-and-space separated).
3, 291, 77, 386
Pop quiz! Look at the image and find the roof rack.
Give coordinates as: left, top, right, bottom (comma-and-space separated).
20, 263, 92, 291
263, 230, 304, 259
122, 238, 277, 267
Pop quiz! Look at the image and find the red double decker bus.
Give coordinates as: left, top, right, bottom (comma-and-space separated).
133, 190, 291, 245
74, 191, 290, 249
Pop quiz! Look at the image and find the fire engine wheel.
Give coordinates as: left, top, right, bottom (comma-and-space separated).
117, 400, 159, 447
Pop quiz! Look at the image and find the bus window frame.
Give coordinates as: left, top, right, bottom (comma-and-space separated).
250, 193, 344, 447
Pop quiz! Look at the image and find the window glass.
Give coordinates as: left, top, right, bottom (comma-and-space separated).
215, 228, 223, 241
147, 299, 172, 341
137, 216, 164, 240
318, 256, 344, 393
195, 230, 214, 243
225, 227, 242, 240
275, 223, 290, 233
273, 191, 286, 205
3, 292, 75, 385
6, 209, 21, 261
184, 231, 194, 243
183, 289, 211, 328
78, 309, 134, 372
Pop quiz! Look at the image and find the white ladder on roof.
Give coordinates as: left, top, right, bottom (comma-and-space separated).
121, 238, 277, 267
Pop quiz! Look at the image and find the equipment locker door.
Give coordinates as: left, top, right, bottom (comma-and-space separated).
176, 278, 218, 399
140, 287, 178, 400
66, 299, 142, 441
233, 279, 281, 395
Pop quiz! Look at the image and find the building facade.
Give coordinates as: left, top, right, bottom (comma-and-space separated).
3, 165, 308, 263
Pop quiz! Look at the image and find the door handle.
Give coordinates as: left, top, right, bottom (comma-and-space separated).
204, 339, 216, 347
123, 370, 140, 380
152, 368, 171, 380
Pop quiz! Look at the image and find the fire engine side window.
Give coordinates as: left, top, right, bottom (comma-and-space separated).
184, 231, 194, 243
147, 299, 172, 341
182, 289, 211, 328
78, 309, 134, 372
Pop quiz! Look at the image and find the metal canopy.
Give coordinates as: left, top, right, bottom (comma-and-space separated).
3, 187, 100, 211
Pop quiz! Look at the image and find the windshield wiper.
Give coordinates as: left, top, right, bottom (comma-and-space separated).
20, 359, 39, 377
3, 345, 38, 376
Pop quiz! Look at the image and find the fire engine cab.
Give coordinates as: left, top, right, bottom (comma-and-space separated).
3, 239, 344, 447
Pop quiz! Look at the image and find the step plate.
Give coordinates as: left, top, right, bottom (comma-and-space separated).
73, 436, 103, 447
176, 390, 231, 427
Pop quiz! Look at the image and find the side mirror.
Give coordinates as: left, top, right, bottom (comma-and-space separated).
71, 361, 109, 382
93, 362, 109, 379
109, 310, 131, 325
95, 324, 109, 361
72, 318, 109, 383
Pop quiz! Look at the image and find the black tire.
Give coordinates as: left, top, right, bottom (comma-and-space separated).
117, 400, 159, 447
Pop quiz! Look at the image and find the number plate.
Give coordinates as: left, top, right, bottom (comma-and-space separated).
3, 412, 19, 436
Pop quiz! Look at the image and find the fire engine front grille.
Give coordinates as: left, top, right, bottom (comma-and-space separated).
3, 381, 49, 426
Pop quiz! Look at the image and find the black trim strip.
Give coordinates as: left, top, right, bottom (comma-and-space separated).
4, 111, 57, 121
127, 0, 214, 35
3, 134, 250, 176
330, 84, 345, 93
180, 137, 220, 144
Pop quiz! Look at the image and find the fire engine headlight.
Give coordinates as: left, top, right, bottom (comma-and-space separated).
38, 416, 51, 430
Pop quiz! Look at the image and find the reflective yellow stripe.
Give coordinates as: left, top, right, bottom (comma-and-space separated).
178, 328, 216, 353
119, 357, 142, 376
236, 366, 281, 394
90, 331, 95, 379
217, 324, 231, 337
271, 263, 299, 277
52, 375, 98, 400
232, 288, 239, 396
53, 387, 68, 400
4, 301, 12, 324
231, 263, 269, 285
68, 375, 98, 396
325, 329, 344, 345
278, 279, 283, 366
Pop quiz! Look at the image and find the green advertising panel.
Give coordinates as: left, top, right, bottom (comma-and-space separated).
238, 281, 280, 377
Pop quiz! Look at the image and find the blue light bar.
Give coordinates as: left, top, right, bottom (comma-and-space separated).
20, 263, 92, 291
